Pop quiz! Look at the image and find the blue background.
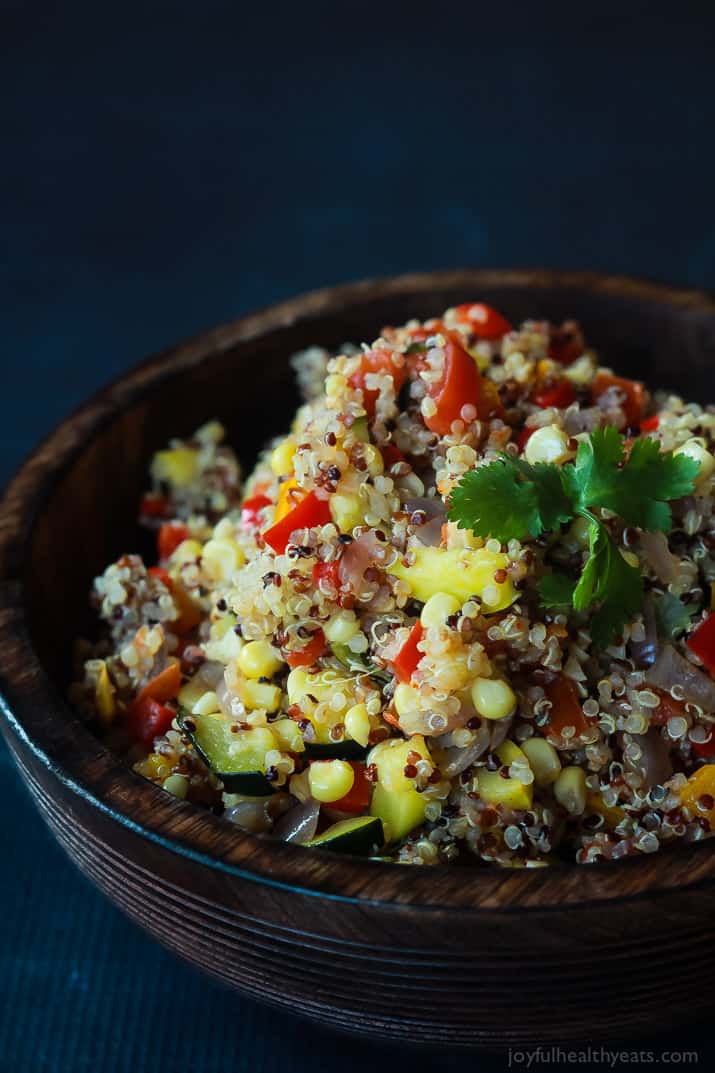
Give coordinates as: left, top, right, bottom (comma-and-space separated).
3, 1, 715, 1069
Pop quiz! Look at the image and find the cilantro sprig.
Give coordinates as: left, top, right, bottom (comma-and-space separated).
448, 427, 700, 648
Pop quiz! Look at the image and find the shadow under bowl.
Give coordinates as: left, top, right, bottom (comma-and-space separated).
3, 269, 715, 1049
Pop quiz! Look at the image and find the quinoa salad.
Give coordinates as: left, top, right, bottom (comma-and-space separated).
70, 301, 715, 866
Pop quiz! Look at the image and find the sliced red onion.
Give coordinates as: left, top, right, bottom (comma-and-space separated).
441, 724, 491, 776
405, 497, 447, 546
628, 730, 673, 789
224, 800, 272, 834
273, 798, 320, 844
646, 644, 715, 713
639, 532, 680, 584
489, 715, 513, 752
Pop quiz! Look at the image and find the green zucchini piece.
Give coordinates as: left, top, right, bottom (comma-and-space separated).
304, 740, 367, 761
305, 815, 384, 855
179, 709, 275, 796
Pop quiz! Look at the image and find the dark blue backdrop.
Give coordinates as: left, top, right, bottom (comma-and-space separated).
3, 2, 715, 1070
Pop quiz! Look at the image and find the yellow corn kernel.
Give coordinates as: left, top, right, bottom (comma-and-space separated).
524, 425, 572, 465
564, 354, 595, 385
192, 690, 221, 716
169, 538, 204, 568
367, 735, 431, 793
270, 439, 297, 477
521, 737, 561, 785
308, 760, 355, 803
679, 764, 715, 826
393, 682, 420, 719
163, 773, 188, 799
270, 718, 305, 753
238, 640, 283, 680
471, 677, 517, 721
420, 592, 461, 630
363, 444, 384, 477
202, 538, 245, 584
675, 438, 715, 483
345, 703, 371, 747
389, 546, 516, 612
152, 447, 198, 488
476, 741, 533, 810
324, 610, 360, 645
554, 766, 587, 815
94, 662, 116, 726
330, 492, 365, 533
586, 790, 625, 828
203, 616, 242, 664
238, 679, 282, 713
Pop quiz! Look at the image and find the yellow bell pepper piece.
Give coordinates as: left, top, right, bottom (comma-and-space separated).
477, 740, 533, 810
370, 783, 426, 842
94, 662, 116, 726
367, 734, 432, 793
389, 546, 516, 612
586, 790, 626, 828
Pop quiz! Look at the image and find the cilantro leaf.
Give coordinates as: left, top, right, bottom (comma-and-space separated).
654, 591, 694, 640
447, 459, 543, 542
538, 572, 576, 608
572, 518, 643, 647
563, 425, 699, 532
513, 460, 573, 532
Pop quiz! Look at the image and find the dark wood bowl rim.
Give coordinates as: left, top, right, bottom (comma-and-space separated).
3, 268, 715, 912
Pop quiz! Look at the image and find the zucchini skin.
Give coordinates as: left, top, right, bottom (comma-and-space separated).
305, 816, 384, 856
178, 709, 276, 797
304, 740, 367, 761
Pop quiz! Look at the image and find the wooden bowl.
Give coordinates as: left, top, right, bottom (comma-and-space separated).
3, 269, 715, 1050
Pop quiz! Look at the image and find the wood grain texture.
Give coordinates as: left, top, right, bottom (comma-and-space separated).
2, 269, 715, 1047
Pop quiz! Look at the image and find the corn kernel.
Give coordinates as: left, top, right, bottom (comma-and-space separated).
471, 677, 516, 721
239, 679, 282, 713
152, 447, 198, 487
521, 737, 561, 785
330, 492, 365, 532
163, 773, 188, 799
192, 690, 221, 716
674, 438, 715, 483
324, 610, 360, 645
393, 682, 420, 719
420, 592, 461, 630
170, 538, 203, 567
270, 718, 305, 753
367, 735, 431, 793
202, 538, 245, 584
363, 444, 384, 476
476, 741, 533, 809
238, 640, 283, 680
270, 439, 297, 477
345, 703, 371, 747
524, 424, 572, 465
204, 616, 243, 664
308, 760, 355, 803
554, 766, 587, 815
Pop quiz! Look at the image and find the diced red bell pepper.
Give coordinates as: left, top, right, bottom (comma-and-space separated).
128, 696, 176, 747
140, 495, 169, 518
313, 561, 341, 592
149, 566, 172, 589
532, 379, 576, 410
410, 321, 445, 342
330, 762, 371, 813
348, 347, 407, 418
639, 414, 660, 433
381, 443, 406, 468
424, 335, 502, 437
544, 675, 590, 738
454, 303, 512, 339
263, 491, 332, 554
158, 522, 189, 561
241, 493, 272, 529
591, 371, 646, 427
285, 628, 326, 668
687, 613, 715, 676
548, 323, 584, 366
393, 621, 424, 683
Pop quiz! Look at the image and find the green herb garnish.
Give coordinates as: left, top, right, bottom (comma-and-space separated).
448, 427, 699, 647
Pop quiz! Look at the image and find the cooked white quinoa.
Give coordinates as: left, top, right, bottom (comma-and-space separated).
70, 303, 715, 866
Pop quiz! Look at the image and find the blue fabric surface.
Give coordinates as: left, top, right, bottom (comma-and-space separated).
3, 1, 715, 1069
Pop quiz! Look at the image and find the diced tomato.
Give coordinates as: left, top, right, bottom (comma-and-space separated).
548, 323, 584, 366
591, 371, 646, 427
285, 628, 326, 668
348, 347, 407, 418
424, 334, 502, 437
313, 561, 341, 591
140, 495, 169, 518
454, 303, 512, 340
148, 566, 172, 589
410, 322, 445, 342
263, 491, 332, 554
127, 696, 176, 748
241, 493, 272, 529
330, 762, 371, 813
382, 444, 406, 468
158, 522, 189, 561
393, 621, 424, 683
692, 732, 715, 759
135, 661, 182, 706
687, 613, 715, 676
544, 675, 591, 738
532, 379, 576, 410
639, 415, 660, 433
